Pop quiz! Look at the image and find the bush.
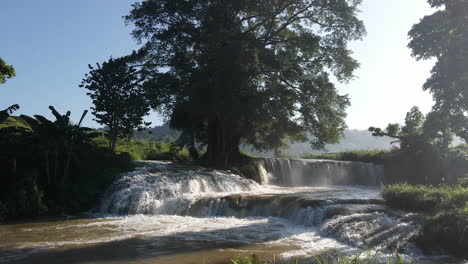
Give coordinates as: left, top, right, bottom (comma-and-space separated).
4, 175, 47, 218
458, 176, 468, 188
382, 184, 468, 212
419, 208, 468, 256
382, 184, 468, 257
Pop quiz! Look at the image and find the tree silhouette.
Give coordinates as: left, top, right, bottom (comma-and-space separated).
80, 56, 151, 152
125, 0, 365, 166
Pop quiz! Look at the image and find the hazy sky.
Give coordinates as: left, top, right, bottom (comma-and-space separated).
1, 0, 436, 130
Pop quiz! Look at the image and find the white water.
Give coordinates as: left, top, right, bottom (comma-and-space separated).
0, 160, 462, 263
97, 161, 418, 255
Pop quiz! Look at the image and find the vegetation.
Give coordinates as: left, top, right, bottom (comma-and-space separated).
80, 56, 151, 151
92, 136, 191, 162
365, 104, 468, 184
382, 183, 468, 257
301, 149, 393, 164
0, 107, 135, 220
122, 0, 365, 167
0, 57, 15, 84
408, 0, 468, 143
230, 253, 409, 264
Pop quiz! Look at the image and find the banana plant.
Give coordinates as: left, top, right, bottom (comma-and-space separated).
20, 106, 101, 186
0, 104, 20, 123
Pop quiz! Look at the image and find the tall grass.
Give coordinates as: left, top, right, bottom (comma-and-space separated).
230, 252, 409, 264
382, 183, 468, 257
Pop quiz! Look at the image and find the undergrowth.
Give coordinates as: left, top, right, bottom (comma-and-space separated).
382, 183, 468, 257
230, 252, 409, 264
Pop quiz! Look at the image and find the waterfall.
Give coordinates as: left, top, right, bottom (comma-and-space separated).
256, 158, 384, 186
98, 161, 420, 253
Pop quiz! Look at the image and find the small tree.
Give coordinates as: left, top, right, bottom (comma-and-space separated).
369, 106, 429, 153
0, 57, 15, 84
80, 56, 150, 151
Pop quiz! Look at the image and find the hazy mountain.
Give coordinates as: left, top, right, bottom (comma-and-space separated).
243, 129, 396, 157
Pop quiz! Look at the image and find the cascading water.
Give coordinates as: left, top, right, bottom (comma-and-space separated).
98, 160, 421, 255
5, 160, 454, 264
256, 158, 384, 186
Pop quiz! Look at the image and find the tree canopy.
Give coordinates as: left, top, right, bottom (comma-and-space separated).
369, 106, 429, 153
408, 0, 468, 142
125, 0, 365, 166
0, 57, 15, 84
80, 56, 151, 151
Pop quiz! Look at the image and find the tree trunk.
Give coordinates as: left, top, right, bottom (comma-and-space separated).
206, 116, 241, 168
109, 133, 117, 153
45, 150, 50, 184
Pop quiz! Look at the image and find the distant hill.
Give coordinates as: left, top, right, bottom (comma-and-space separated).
243, 129, 396, 157
134, 124, 396, 155
133, 123, 180, 142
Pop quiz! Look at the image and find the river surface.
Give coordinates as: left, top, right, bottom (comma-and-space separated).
0, 160, 464, 264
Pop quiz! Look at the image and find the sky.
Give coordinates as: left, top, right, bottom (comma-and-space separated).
0, 0, 436, 130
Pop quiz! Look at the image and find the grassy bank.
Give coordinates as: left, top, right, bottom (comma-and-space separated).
382, 183, 468, 257
231, 253, 409, 264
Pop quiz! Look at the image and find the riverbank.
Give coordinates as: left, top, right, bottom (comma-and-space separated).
382, 183, 468, 257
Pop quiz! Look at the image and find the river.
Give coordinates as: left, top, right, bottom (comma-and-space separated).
0, 160, 463, 264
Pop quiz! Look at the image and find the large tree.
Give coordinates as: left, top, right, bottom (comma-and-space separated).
126, 0, 365, 166
80, 56, 151, 151
408, 0, 468, 142
0, 57, 15, 84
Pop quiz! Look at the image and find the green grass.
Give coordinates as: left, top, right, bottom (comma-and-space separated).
230, 252, 409, 264
0, 116, 31, 129
92, 136, 191, 162
382, 183, 468, 257
301, 149, 394, 164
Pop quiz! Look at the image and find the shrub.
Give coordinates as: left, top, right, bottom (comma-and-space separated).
419, 208, 468, 256
382, 184, 468, 212
382, 184, 468, 257
458, 176, 468, 188
4, 175, 47, 218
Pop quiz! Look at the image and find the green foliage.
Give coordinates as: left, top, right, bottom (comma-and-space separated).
302, 149, 394, 164
0, 57, 15, 84
0, 104, 20, 124
458, 176, 468, 188
125, 0, 365, 166
80, 56, 151, 151
92, 136, 191, 162
230, 156, 261, 182
230, 253, 410, 264
382, 184, 468, 212
3, 176, 48, 218
408, 1, 468, 142
0, 106, 134, 219
382, 184, 468, 256
0, 116, 30, 129
369, 107, 434, 153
